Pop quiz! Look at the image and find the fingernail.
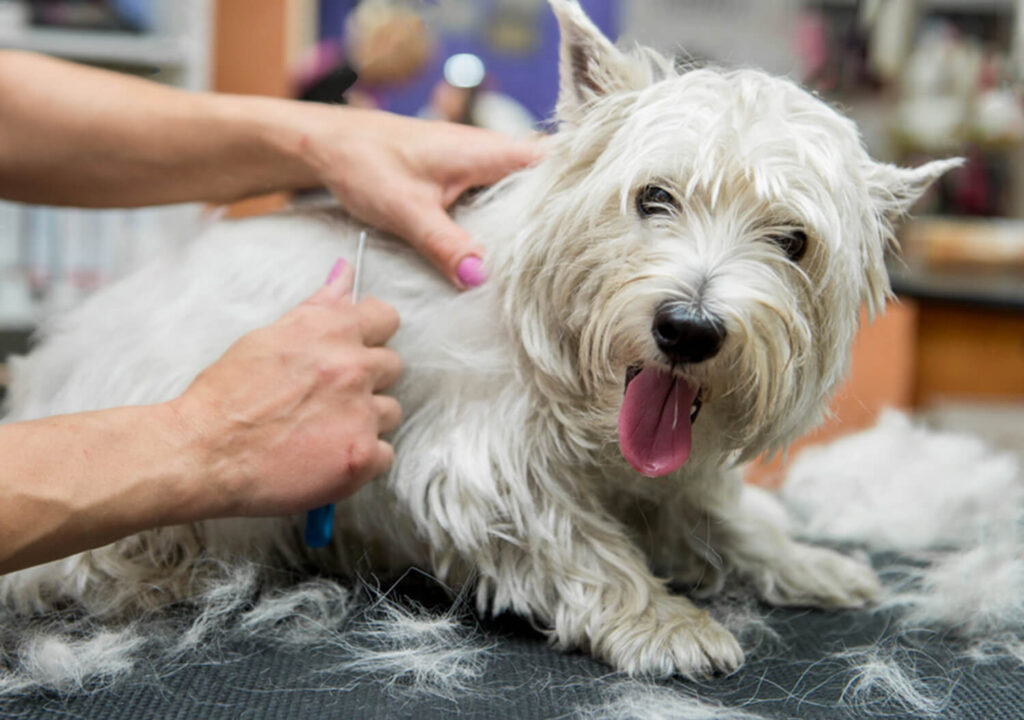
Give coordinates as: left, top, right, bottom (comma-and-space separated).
456, 255, 487, 288
326, 259, 346, 284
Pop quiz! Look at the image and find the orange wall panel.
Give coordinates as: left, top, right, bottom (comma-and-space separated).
213, 0, 291, 217
213, 0, 289, 97
913, 303, 1024, 404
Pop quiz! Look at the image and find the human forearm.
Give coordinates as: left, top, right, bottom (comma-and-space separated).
0, 50, 320, 207
0, 403, 207, 574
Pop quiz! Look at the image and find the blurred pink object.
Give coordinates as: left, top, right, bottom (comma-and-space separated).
794, 11, 829, 83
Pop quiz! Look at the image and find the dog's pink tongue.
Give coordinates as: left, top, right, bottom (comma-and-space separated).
618, 368, 697, 477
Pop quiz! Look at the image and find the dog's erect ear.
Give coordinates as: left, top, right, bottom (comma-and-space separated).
551, 0, 649, 120
867, 157, 963, 221
859, 157, 962, 316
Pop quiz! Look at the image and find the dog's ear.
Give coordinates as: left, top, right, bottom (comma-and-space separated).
866, 157, 963, 221
551, 0, 650, 121
859, 157, 962, 316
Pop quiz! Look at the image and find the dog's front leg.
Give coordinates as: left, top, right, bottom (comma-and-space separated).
447, 488, 743, 678
671, 473, 881, 608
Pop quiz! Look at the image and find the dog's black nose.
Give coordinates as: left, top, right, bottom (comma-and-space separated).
652, 303, 726, 364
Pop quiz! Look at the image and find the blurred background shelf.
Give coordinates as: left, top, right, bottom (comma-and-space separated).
0, 0, 212, 87
0, 27, 189, 66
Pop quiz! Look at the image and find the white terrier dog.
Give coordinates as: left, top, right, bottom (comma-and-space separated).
1, 0, 957, 678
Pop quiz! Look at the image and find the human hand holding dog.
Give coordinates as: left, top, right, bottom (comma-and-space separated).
297, 107, 543, 288
169, 261, 402, 517
0, 52, 541, 288
0, 264, 401, 574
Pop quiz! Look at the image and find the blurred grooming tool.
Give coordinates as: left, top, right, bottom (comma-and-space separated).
305, 230, 369, 549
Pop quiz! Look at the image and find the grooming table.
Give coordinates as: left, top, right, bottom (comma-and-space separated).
3, 560, 1021, 720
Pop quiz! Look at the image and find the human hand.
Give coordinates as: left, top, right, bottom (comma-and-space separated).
169, 261, 402, 517
301, 108, 543, 288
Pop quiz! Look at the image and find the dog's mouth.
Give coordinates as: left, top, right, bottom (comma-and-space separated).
618, 364, 702, 478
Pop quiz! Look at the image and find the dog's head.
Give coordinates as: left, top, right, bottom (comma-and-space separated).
499, 1, 959, 475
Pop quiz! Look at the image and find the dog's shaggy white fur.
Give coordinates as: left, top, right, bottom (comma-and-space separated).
0, 0, 957, 679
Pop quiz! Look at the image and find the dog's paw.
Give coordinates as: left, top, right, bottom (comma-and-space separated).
754, 544, 881, 609
597, 596, 744, 679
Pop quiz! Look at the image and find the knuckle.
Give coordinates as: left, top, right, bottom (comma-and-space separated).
342, 435, 378, 478
338, 360, 372, 390
315, 359, 340, 384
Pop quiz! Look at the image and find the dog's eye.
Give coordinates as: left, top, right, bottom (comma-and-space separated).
770, 230, 808, 262
636, 185, 677, 217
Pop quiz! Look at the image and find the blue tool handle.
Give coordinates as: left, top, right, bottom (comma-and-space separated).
305, 503, 335, 548
304, 235, 367, 549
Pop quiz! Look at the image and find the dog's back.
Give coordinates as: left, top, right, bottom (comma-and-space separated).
0, 202, 517, 611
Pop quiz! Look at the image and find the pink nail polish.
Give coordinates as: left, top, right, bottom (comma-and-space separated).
326, 259, 346, 284
456, 256, 487, 288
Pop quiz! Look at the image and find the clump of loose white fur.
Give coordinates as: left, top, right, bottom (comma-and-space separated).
881, 537, 1024, 667
700, 584, 780, 656
240, 577, 354, 646
0, 563, 492, 700
575, 680, 767, 719
835, 645, 955, 717
0, 626, 146, 695
784, 409, 1024, 668
783, 409, 1022, 552
174, 560, 262, 654
327, 593, 493, 700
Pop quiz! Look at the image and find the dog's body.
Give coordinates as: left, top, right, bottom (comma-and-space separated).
1, 1, 956, 677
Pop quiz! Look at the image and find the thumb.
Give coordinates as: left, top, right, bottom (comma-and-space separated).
306, 258, 355, 306
393, 204, 487, 290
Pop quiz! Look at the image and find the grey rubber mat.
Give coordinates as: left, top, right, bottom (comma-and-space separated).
3, 567, 1020, 720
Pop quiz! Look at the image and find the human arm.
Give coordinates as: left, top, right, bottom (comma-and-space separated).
0, 267, 401, 574
0, 51, 541, 285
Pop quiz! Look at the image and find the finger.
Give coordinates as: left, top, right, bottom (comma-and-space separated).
456, 137, 545, 189
392, 201, 486, 289
373, 395, 402, 434
438, 138, 545, 207
338, 438, 394, 499
307, 258, 355, 306
366, 347, 402, 391
373, 440, 395, 477
345, 440, 395, 495
355, 297, 401, 346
